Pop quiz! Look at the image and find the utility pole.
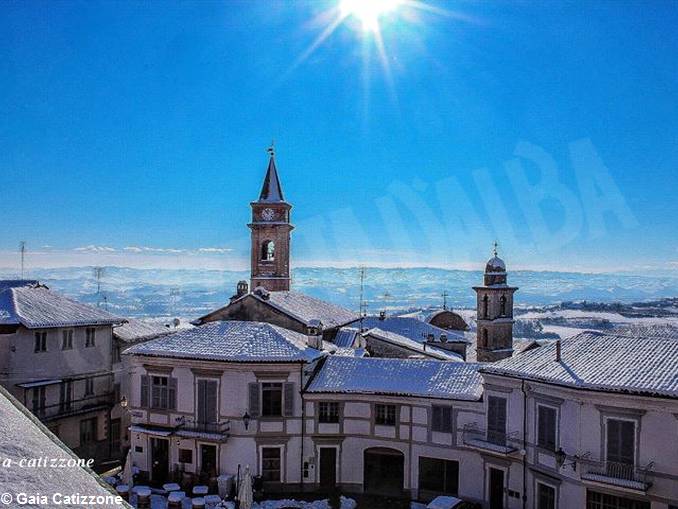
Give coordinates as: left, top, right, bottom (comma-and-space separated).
93, 267, 105, 307
19, 241, 26, 279
358, 266, 367, 330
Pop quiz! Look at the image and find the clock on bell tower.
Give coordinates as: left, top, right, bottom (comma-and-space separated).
248, 147, 293, 292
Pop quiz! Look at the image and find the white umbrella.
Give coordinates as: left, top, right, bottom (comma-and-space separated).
237, 466, 253, 509
121, 449, 134, 489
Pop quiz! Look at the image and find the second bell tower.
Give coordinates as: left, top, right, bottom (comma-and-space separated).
249, 148, 293, 292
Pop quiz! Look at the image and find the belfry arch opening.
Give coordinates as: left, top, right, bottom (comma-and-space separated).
261, 240, 275, 261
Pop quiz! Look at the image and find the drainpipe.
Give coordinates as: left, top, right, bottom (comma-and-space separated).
521, 380, 527, 509
300, 362, 305, 494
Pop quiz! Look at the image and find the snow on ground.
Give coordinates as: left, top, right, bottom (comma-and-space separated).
146, 495, 357, 509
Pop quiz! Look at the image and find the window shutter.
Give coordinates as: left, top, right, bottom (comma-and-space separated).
169, 377, 177, 410
432, 406, 441, 431
140, 375, 149, 407
444, 407, 453, 432
207, 380, 218, 423
248, 383, 260, 417
284, 382, 295, 417
198, 380, 206, 423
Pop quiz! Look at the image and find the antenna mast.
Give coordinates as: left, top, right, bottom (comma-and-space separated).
442, 290, 449, 311
93, 267, 105, 307
359, 266, 367, 329
19, 241, 26, 279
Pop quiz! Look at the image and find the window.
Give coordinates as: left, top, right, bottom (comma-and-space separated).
85, 328, 96, 347
537, 482, 556, 509
487, 396, 507, 445
151, 376, 169, 409
261, 240, 275, 261
34, 331, 47, 352
112, 343, 121, 363
482, 295, 489, 318
606, 419, 635, 466
62, 329, 73, 350
179, 449, 193, 464
261, 383, 283, 417
197, 379, 218, 425
79, 417, 97, 445
431, 405, 453, 433
482, 328, 489, 348
32, 386, 46, 415
419, 457, 459, 495
375, 404, 397, 426
586, 491, 649, 509
110, 418, 121, 452
59, 381, 72, 412
537, 405, 557, 451
261, 447, 281, 482
84, 378, 94, 397
318, 402, 340, 423
500, 296, 507, 317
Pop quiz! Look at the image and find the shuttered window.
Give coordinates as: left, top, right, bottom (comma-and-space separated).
537, 405, 557, 451
262, 383, 283, 417
284, 382, 294, 417
142, 375, 177, 410
606, 419, 635, 465
248, 383, 260, 417
140, 375, 149, 407
318, 402, 340, 423
432, 406, 453, 433
197, 379, 218, 425
34, 331, 47, 353
248, 382, 293, 418
487, 396, 507, 445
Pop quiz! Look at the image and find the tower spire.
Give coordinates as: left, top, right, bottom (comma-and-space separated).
259, 142, 284, 202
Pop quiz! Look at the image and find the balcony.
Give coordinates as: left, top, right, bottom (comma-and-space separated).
175, 417, 230, 443
461, 424, 520, 455
33, 392, 115, 422
580, 460, 654, 493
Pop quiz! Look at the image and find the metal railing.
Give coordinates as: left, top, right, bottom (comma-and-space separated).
32, 392, 115, 422
461, 424, 521, 452
581, 459, 654, 487
176, 418, 231, 435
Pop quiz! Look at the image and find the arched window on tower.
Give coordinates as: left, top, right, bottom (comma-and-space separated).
261, 240, 275, 261
500, 295, 507, 317
482, 295, 489, 319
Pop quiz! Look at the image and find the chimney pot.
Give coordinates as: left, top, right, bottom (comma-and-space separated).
555, 340, 562, 362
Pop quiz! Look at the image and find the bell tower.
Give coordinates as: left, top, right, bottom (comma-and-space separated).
473, 242, 518, 362
249, 147, 293, 292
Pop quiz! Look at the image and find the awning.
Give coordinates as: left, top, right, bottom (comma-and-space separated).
17, 379, 62, 388
130, 424, 172, 437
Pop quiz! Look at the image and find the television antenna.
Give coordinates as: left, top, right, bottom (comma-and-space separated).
19, 241, 26, 279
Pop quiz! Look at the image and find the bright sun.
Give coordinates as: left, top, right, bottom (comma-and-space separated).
339, 0, 402, 32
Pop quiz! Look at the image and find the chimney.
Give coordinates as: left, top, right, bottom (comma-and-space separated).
236, 280, 249, 298
440, 333, 448, 343
254, 286, 270, 300
555, 340, 561, 362
379, 311, 386, 321
307, 319, 323, 350
426, 333, 435, 343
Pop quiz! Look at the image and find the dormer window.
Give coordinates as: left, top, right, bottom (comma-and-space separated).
261, 240, 275, 261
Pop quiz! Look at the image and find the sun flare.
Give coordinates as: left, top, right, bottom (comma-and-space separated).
339, 0, 402, 32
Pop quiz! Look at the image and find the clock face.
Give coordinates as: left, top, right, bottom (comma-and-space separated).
261, 208, 276, 221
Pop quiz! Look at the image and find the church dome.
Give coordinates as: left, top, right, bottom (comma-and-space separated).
485, 256, 506, 273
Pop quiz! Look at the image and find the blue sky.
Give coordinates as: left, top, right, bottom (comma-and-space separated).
1, 1, 677, 273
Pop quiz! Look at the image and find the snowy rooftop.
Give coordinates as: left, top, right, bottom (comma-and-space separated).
308, 356, 483, 400
0, 282, 123, 329
358, 315, 467, 343
0, 385, 121, 507
253, 290, 359, 329
124, 320, 325, 363
113, 318, 176, 343
364, 328, 463, 361
482, 331, 678, 398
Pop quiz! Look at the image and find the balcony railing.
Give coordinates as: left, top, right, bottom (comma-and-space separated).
461, 424, 521, 454
33, 392, 115, 422
175, 418, 230, 441
580, 460, 654, 492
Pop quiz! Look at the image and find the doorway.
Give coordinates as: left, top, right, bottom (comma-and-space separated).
151, 438, 169, 483
200, 444, 218, 477
488, 467, 505, 509
364, 448, 404, 497
319, 447, 337, 490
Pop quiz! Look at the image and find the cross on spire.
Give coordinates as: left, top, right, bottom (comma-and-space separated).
267, 140, 275, 158
493, 240, 499, 257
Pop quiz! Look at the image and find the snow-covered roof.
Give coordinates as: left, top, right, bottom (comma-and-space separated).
0, 385, 123, 507
113, 318, 176, 343
358, 315, 467, 343
364, 328, 463, 361
307, 356, 483, 401
0, 283, 123, 329
124, 320, 324, 363
254, 291, 359, 329
482, 331, 678, 398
